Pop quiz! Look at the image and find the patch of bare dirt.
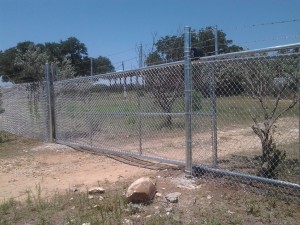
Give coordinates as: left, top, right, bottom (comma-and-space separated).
0, 142, 159, 200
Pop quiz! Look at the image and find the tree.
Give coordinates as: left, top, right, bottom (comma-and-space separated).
60, 37, 89, 76
240, 54, 298, 178
14, 44, 48, 83
194, 26, 243, 55
145, 27, 244, 66
53, 57, 76, 81
0, 47, 20, 82
93, 56, 115, 74
0, 37, 115, 82
144, 27, 243, 128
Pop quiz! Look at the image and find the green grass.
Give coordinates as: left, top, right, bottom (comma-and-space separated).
1, 182, 299, 225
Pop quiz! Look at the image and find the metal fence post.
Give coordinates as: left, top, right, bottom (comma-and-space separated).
137, 44, 143, 155
210, 66, 218, 167
211, 25, 219, 168
214, 26, 219, 55
45, 62, 56, 142
184, 26, 192, 177
298, 58, 300, 184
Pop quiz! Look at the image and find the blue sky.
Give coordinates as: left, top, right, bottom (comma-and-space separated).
0, 0, 300, 71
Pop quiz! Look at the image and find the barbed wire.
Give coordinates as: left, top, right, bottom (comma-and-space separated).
229, 18, 300, 31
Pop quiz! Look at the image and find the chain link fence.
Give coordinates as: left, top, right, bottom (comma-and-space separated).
0, 82, 49, 140
192, 49, 300, 190
0, 43, 299, 193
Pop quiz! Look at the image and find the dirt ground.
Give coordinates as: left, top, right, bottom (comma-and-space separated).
1, 134, 300, 224
0, 140, 161, 200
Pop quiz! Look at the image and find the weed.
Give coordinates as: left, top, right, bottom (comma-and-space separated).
246, 201, 261, 217
0, 198, 15, 215
0, 131, 11, 143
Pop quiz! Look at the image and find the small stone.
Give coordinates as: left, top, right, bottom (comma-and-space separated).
82, 223, 91, 225
155, 192, 162, 197
145, 215, 152, 218
88, 195, 94, 199
88, 187, 105, 194
71, 206, 75, 210
165, 207, 173, 213
165, 192, 181, 203
99, 196, 104, 201
207, 195, 212, 199
70, 187, 78, 192
227, 210, 234, 214
124, 219, 133, 225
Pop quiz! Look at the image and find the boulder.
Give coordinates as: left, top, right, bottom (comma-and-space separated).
126, 177, 156, 203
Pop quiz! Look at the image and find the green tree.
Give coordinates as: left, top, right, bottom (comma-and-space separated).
145, 27, 243, 66
194, 26, 243, 55
14, 44, 48, 83
0, 47, 20, 82
60, 37, 89, 76
93, 56, 115, 74
144, 27, 243, 128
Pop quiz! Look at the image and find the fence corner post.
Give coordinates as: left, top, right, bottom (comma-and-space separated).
184, 26, 192, 178
45, 62, 56, 142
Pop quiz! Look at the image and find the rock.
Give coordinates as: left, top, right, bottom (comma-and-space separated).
88, 187, 105, 194
88, 195, 94, 199
155, 192, 162, 197
70, 187, 78, 192
165, 192, 181, 203
126, 177, 156, 203
165, 207, 173, 213
207, 195, 212, 200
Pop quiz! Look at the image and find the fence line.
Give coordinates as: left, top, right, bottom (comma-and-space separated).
1, 32, 300, 193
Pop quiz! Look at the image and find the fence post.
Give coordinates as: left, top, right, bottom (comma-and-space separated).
137, 44, 143, 155
45, 62, 56, 142
210, 66, 218, 167
184, 26, 192, 177
211, 26, 219, 168
214, 26, 218, 55
298, 58, 300, 184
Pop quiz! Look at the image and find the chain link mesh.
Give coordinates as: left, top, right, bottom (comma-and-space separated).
0, 45, 299, 191
0, 82, 48, 140
193, 51, 299, 185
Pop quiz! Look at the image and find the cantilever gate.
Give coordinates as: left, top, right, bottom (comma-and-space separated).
51, 42, 300, 189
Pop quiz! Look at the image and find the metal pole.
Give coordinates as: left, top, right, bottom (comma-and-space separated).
214, 26, 218, 55
184, 26, 192, 177
210, 25, 219, 167
210, 67, 218, 167
90, 57, 93, 76
137, 44, 143, 155
298, 58, 300, 184
45, 62, 55, 142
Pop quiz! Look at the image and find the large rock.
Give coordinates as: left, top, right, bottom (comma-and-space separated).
126, 177, 156, 203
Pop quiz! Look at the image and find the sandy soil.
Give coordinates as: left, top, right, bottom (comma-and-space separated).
0, 143, 160, 200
